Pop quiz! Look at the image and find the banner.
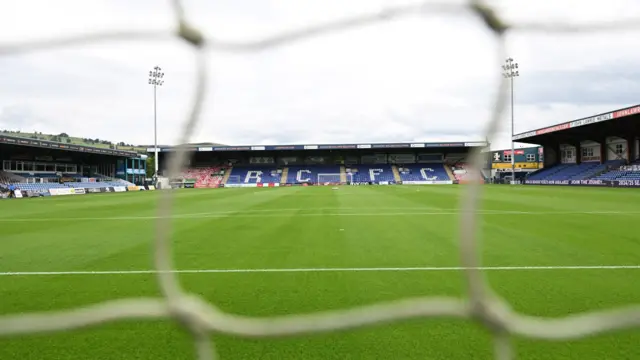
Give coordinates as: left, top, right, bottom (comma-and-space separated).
73, 188, 86, 195
223, 183, 258, 188
148, 185, 156, 190
184, 183, 195, 188
14, 190, 23, 198
401, 180, 453, 185
613, 105, 640, 119
127, 186, 139, 191
114, 186, 127, 192
615, 180, 640, 187
522, 179, 640, 187
24, 191, 40, 198
49, 188, 74, 196
87, 188, 101, 193
524, 179, 607, 186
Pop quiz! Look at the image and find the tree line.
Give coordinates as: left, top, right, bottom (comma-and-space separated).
1, 129, 139, 149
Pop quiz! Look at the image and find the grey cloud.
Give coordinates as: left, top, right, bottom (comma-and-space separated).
3, 0, 640, 150
0, 105, 51, 129
517, 67, 640, 106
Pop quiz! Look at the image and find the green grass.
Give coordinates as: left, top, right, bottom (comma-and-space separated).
1, 185, 640, 360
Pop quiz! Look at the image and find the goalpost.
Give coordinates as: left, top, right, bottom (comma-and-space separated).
317, 173, 341, 185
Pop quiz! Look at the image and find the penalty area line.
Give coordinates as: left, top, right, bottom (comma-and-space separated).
2, 265, 640, 276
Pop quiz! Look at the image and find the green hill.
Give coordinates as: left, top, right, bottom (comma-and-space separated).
2, 130, 149, 153
1, 130, 227, 153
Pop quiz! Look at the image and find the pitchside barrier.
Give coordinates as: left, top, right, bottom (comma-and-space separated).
525, 179, 640, 188
401, 180, 454, 185
2, 2, 640, 360
40, 185, 152, 197
224, 183, 280, 188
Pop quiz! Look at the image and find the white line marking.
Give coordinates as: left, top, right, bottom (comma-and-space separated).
0, 210, 635, 222
2, 265, 639, 276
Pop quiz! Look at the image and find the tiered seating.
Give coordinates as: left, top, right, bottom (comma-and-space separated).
547, 163, 597, 180
22, 173, 60, 179
528, 160, 624, 181
11, 181, 127, 192
595, 170, 640, 181
526, 164, 572, 180
346, 165, 395, 183
226, 166, 281, 184
527, 163, 592, 181
285, 166, 341, 184
180, 166, 227, 187
594, 160, 640, 181
0, 171, 26, 184
397, 164, 450, 182
569, 160, 624, 180
12, 183, 67, 193
64, 182, 123, 188
451, 163, 484, 183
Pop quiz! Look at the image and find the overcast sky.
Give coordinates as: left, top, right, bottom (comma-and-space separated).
1, 0, 640, 150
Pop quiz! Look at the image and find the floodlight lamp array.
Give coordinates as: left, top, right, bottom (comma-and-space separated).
148, 66, 165, 86
502, 58, 519, 78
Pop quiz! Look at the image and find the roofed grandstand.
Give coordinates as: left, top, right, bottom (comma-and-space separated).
151, 141, 491, 188
512, 104, 640, 186
0, 133, 146, 196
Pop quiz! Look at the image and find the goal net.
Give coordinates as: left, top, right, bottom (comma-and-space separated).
1, 2, 639, 360
317, 173, 341, 185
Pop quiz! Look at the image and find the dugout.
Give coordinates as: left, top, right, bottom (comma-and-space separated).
512, 104, 640, 167
0, 134, 146, 184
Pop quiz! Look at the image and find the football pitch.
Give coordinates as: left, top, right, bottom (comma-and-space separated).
1, 185, 640, 360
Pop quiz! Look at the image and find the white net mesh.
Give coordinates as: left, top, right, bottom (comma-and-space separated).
2, 1, 640, 359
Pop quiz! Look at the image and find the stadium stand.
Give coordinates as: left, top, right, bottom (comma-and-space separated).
396, 164, 450, 182
346, 165, 395, 183
179, 166, 227, 187
8, 181, 127, 193
286, 166, 342, 184
450, 163, 485, 183
511, 104, 640, 187
593, 160, 640, 181
0, 170, 25, 184
10, 182, 66, 193
66, 181, 125, 188
226, 166, 281, 184
527, 160, 624, 181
